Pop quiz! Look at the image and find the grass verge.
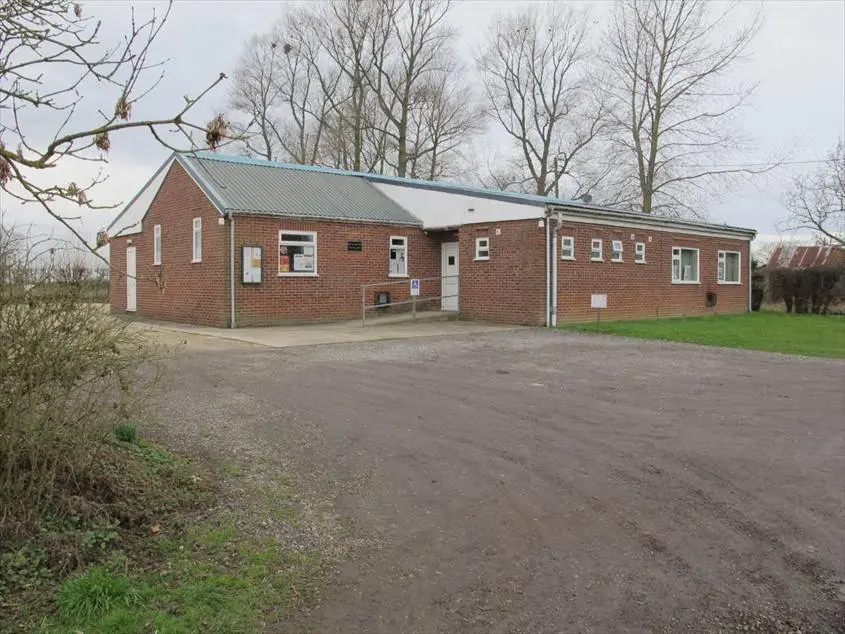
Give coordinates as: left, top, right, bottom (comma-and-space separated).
1, 434, 334, 634
561, 312, 845, 358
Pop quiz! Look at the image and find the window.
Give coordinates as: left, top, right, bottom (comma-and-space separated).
718, 250, 741, 284
671, 247, 699, 283
561, 236, 575, 260
635, 242, 646, 263
475, 237, 490, 260
279, 231, 317, 275
611, 240, 624, 262
389, 236, 408, 276
192, 218, 202, 262
591, 239, 603, 261
153, 224, 161, 265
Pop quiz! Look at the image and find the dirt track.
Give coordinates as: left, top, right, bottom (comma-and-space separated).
161, 329, 845, 633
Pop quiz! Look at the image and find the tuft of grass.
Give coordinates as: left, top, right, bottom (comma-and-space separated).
113, 425, 138, 444
58, 566, 140, 622
561, 312, 845, 358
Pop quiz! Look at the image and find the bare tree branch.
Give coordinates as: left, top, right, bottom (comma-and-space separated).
779, 140, 845, 245
0, 0, 229, 263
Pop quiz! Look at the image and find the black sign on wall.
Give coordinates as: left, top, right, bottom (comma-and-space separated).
347, 241, 363, 252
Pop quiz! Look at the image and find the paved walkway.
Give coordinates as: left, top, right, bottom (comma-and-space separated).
132, 313, 515, 349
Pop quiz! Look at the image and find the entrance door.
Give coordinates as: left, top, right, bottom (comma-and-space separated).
126, 246, 137, 312
441, 242, 459, 311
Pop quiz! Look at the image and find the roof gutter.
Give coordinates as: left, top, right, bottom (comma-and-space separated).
548, 204, 757, 240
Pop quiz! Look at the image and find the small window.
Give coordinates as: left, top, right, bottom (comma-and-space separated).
475, 237, 490, 260
153, 224, 161, 265
718, 250, 741, 284
279, 230, 317, 275
561, 236, 575, 260
192, 218, 202, 262
591, 239, 603, 261
611, 240, 624, 262
635, 242, 646, 263
672, 247, 699, 283
389, 236, 408, 276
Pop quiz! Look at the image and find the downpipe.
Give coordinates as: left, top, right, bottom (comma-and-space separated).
229, 211, 236, 328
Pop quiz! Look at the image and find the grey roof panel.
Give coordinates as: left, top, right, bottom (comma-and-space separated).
180, 155, 421, 226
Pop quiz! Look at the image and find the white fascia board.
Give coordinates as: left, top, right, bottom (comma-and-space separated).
552, 209, 756, 241
373, 182, 542, 229
107, 157, 173, 237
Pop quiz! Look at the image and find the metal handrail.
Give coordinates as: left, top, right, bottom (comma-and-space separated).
361, 274, 459, 326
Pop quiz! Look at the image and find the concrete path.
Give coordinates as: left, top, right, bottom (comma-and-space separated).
132, 314, 514, 349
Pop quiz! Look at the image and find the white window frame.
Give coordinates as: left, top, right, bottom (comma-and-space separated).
153, 224, 161, 265
474, 237, 490, 261
671, 246, 700, 284
718, 250, 742, 285
611, 240, 624, 262
389, 235, 408, 277
191, 217, 202, 263
279, 230, 318, 276
635, 242, 646, 264
561, 236, 575, 260
590, 238, 603, 262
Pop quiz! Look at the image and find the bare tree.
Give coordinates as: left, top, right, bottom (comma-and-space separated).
0, 0, 228, 258
367, 0, 475, 178
477, 5, 608, 198
780, 140, 845, 245
602, 0, 764, 216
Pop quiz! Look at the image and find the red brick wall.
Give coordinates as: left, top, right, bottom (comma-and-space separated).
554, 220, 750, 323
459, 219, 548, 326
233, 217, 443, 325
109, 162, 228, 326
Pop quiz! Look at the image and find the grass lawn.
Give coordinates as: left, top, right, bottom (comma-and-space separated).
562, 312, 845, 358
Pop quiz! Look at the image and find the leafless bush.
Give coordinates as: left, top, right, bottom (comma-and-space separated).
0, 242, 159, 543
768, 266, 845, 314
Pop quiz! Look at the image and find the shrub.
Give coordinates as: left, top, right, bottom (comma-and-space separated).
114, 425, 138, 444
769, 264, 845, 314
0, 237, 160, 544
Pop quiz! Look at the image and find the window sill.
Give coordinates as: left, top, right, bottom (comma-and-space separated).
191, 259, 202, 264
635, 260, 646, 264
561, 256, 575, 261
153, 262, 161, 266
611, 258, 624, 263
279, 273, 318, 277
388, 274, 409, 278
717, 281, 742, 285
474, 257, 489, 261
671, 280, 700, 285
590, 258, 603, 262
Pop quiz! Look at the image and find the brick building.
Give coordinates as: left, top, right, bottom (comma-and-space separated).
106, 152, 756, 327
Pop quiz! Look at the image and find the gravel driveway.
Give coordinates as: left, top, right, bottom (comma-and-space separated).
160, 329, 845, 633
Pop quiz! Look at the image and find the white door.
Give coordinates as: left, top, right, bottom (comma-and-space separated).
126, 246, 137, 312
441, 242, 459, 311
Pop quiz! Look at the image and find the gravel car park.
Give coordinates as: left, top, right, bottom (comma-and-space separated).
160, 328, 845, 633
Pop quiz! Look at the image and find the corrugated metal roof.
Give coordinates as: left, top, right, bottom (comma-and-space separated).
766, 245, 845, 269
184, 152, 755, 237
179, 154, 421, 226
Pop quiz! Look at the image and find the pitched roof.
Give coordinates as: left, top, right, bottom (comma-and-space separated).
186, 152, 755, 238
179, 153, 421, 226
766, 245, 845, 269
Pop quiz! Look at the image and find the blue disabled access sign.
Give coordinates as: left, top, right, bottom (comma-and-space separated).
410, 279, 421, 296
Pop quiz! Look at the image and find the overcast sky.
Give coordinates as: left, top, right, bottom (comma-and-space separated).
3, 0, 844, 257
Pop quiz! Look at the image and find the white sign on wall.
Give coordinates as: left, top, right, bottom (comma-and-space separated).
591, 294, 608, 309
410, 279, 421, 296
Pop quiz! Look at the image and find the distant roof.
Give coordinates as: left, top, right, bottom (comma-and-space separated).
765, 244, 845, 269
180, 153, 421, 226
